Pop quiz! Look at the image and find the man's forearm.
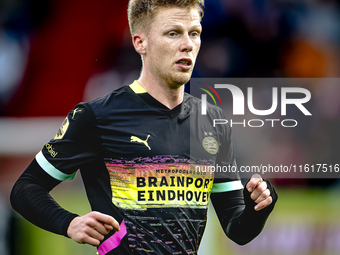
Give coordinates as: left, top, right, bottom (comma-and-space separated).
211, 180, 277, 245
10, 159, 78, 237
224, 200, 273, 245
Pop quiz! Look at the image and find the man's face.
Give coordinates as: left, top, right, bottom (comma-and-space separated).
143, 6, 202, 89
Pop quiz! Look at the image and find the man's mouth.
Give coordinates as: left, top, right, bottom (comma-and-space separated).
176, 58, 192, 69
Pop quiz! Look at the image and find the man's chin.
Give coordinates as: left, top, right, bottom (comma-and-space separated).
161, 70, 192, 89
168, 80, 189, 90
170, 73, 191, 88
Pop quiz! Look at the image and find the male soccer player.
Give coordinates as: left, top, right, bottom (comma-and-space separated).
11, 1, 277, 254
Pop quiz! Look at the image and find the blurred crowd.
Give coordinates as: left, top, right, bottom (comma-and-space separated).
1, 0, 340, 115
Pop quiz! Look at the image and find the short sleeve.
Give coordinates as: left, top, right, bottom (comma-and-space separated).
36, 103, 100, 181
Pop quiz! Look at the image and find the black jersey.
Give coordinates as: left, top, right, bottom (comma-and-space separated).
36, 81, 243, 255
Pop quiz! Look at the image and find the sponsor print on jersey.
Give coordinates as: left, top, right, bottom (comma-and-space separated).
105, 157, 214, 210
54, 117, 69, 140
45, 143, 58, 158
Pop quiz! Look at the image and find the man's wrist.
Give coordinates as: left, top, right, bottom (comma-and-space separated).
62, 213, 80, 238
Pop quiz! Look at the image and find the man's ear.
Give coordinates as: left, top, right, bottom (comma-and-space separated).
132, 33, 147, 55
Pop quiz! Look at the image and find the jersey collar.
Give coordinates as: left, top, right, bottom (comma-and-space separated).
128, 80, 185, 119
129, 80, 147, 94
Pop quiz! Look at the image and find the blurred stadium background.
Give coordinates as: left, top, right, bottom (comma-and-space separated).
0, 0, 340, 254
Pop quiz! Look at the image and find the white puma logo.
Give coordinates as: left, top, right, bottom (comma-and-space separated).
130, 135, 151, 150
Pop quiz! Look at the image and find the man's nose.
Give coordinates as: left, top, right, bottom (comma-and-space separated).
180, 34, 194, 52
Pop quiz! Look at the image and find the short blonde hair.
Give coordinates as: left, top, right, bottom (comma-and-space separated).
127, 0, 204, 36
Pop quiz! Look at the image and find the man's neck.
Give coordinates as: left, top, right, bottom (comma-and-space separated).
137, 76, 185, 110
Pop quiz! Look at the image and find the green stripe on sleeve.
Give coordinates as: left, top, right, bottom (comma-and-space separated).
211, 181, 243, 193
35, 151, 76, 181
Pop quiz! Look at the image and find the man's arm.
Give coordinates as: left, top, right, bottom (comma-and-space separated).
211, 109, 277, 245
10, 159, 78, 237
10, 103, 121, 245
210, 174, 278, 245
10, 158, 120, 246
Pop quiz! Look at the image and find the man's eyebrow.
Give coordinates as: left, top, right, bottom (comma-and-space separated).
163, 24, 184, 30
163, 23, 202, 30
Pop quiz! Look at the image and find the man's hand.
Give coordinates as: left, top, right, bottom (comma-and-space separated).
67, 211, 120, 246
246, 174, 273, 211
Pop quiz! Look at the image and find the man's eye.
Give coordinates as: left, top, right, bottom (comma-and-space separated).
169, 32, 177, 36
191, 31, 199, 37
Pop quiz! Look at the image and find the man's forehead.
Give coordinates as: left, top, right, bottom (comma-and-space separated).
154, 6, 201, 24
